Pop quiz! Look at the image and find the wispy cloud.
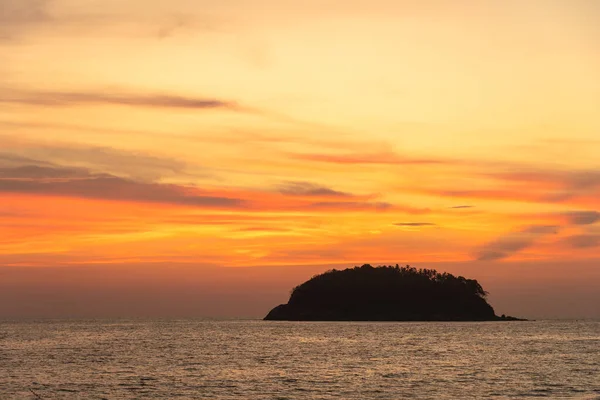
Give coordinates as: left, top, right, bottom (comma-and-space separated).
450, 205, 474, 209
291, 150, 446, 165
563, 211, 600, 226
394, 222, 437, 227
277, 181, 351, 197
487, 169, 600, 203
0, 141, 201, 181
0, 88, 248, 111
0, 165, 244, 208
0, 164, 96, 179
493, 170, 600, 191
475, 225, 558, 261
155, 14, 221, 39
417, 167, 600, 207
1, 0, 222, 42
0, 152, 54, 167
30, 145, 190, 180
236, 226, 291, 233
306, 201, 394, 212
0, 161, 421, 214
522, 225, 560, 235
423, 188, 548, 203
563, 234, 600, 249
475, 210, 600, 260
0, 0, 51, 40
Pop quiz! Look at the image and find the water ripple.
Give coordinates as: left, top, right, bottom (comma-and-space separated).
0, 320, 598, 399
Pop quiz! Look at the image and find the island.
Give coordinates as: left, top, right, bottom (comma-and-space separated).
264, 264, 525, 321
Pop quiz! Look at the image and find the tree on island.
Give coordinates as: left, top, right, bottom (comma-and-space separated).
265, 264, 524, 321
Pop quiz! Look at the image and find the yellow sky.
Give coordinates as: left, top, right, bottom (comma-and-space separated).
1, 0, 599, 317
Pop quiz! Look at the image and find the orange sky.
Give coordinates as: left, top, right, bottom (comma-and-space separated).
1, 0, 599, 318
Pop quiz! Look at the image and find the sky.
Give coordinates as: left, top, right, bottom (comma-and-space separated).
1, 0, 599, 319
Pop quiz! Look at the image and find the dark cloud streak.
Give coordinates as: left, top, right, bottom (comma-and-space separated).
0, 89, 247, 111
475, 225, 558, 261
564, 234, 600, 249
307, 201, 393, 211
0, 143, 200, 181
0, 165, 244, 208
394, 222, 437, 227
277, 181, 351, 197
564, 211, 600, 226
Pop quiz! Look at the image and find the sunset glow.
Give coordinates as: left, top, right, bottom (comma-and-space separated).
1, 0, 599, 318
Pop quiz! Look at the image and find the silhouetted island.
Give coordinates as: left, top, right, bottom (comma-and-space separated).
264, 264, 525, 321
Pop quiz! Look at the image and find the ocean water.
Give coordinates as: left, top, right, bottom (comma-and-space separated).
1, 320, 598, 399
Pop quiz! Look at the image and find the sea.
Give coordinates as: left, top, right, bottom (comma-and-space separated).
1, 320, 598, 399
